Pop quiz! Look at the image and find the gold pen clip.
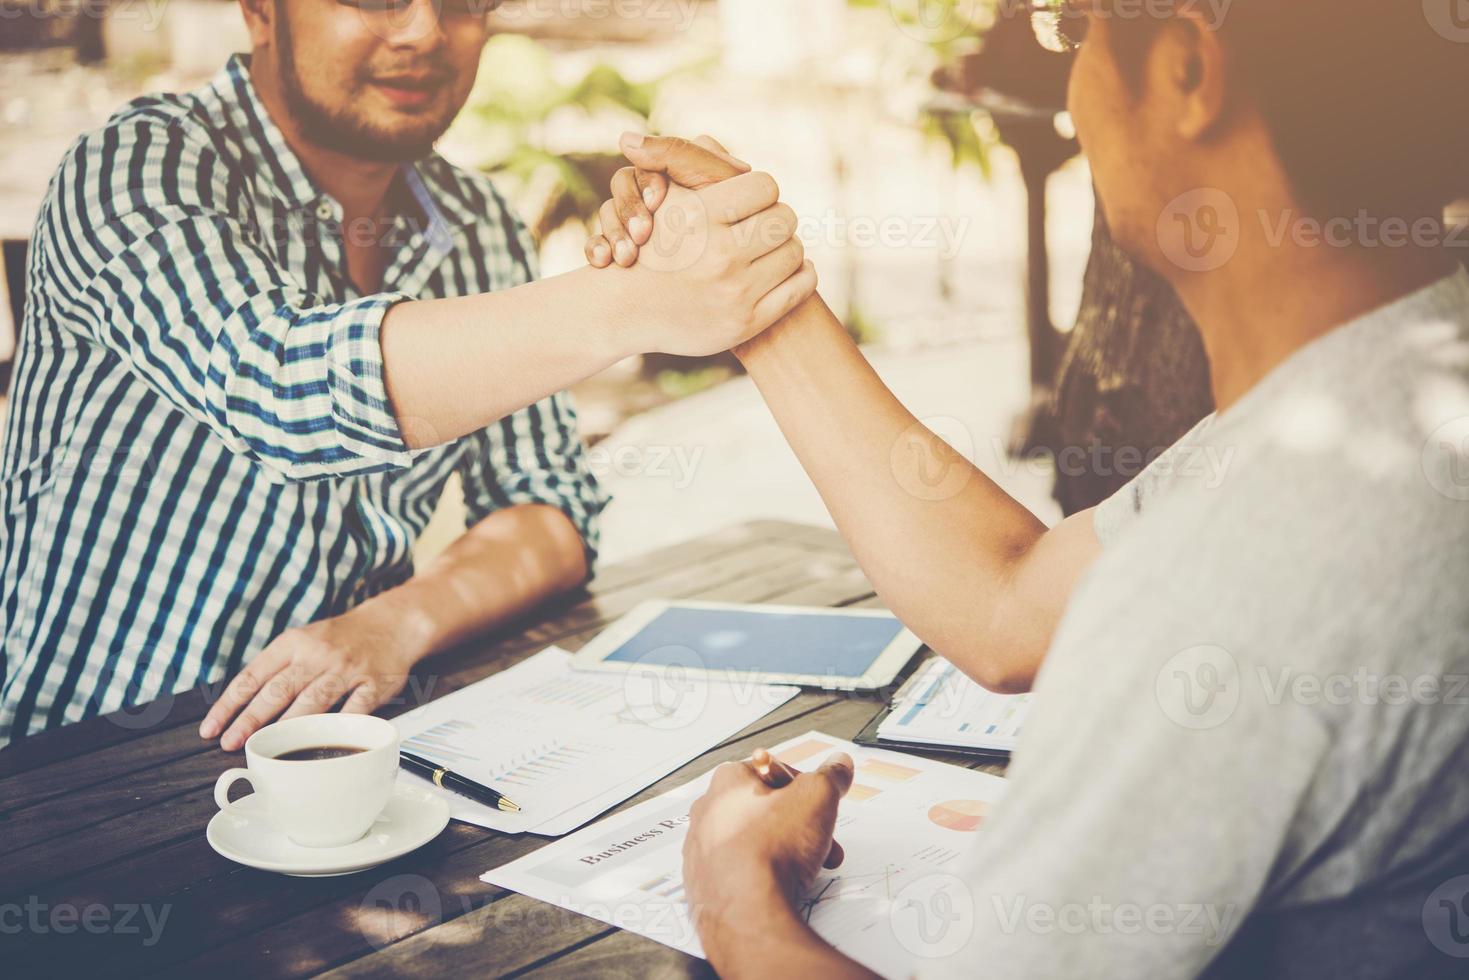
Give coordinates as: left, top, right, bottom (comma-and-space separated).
431, 767, 448, 788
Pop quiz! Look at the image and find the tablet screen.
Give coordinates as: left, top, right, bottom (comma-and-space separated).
602, 606, 907, 678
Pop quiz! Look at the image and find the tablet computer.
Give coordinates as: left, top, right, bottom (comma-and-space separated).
570, 600, 924, 691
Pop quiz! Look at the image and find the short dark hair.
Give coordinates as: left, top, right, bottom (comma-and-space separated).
1106, 1, 1469, 222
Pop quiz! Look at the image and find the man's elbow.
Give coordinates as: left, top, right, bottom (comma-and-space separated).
929, 636, 1040, 695
532, 505, 594, 592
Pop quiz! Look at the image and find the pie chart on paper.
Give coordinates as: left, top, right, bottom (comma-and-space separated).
927, 799, 991, 833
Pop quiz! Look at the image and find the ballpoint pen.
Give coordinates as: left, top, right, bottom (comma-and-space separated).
399, 751, 522, 813
751, 747, 801, 788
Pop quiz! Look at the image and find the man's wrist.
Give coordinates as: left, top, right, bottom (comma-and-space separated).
733, 294, 828, 368
568, 264, 653, 361
697, 869, 812, 972
347, 586, 441, 662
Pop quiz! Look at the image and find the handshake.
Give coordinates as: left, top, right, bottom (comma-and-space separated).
583, 132, 819, 358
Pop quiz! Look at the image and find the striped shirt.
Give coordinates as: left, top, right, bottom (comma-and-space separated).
0, 55, 606, 746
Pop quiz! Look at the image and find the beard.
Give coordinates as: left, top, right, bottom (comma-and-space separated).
275, 15, 458, 164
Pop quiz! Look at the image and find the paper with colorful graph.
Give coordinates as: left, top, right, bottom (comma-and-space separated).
482, 731, 1007, 979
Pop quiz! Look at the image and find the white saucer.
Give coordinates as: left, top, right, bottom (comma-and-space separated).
206, 783, 451, 877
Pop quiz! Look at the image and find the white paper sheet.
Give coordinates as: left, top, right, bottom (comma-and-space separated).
483, 731, 1007, 978
878, 657, 1031, 753
392, 647, 799, 836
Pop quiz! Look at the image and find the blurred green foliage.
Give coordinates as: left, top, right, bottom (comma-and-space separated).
847, 0, 999, 177
459, 34, 707, 232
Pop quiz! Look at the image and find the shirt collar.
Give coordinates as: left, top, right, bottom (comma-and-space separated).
409, 157, 484, 232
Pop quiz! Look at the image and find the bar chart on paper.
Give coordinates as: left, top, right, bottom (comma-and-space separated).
877, 658, 1031, 752
393, 647, 799, 836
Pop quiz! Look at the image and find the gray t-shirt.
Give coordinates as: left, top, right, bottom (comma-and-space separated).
921, 269, 1469, 979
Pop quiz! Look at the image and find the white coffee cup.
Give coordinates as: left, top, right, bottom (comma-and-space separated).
213, 714, 399, 848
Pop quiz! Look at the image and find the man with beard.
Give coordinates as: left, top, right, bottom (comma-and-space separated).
0, 0, 814, 748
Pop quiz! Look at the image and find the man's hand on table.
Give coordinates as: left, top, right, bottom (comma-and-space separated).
683, 751, 878, 978
198, 595, 431, 751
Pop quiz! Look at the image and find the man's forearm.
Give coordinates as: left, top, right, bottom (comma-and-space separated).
367, 503, 588, 659
380, 266, 639, 450
735, 296, 1074, 690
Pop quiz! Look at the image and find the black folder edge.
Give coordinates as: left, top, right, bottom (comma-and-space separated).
851, 656, 1014, 763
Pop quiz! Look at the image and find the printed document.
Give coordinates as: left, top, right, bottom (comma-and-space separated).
393, 647, 798, 836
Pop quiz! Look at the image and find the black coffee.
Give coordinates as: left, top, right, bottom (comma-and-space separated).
272, 745, 366, 762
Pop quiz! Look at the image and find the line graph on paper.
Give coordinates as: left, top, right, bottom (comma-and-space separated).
488, 741, 613, 790
402, 719, 619, 794
801, 864, 904, 923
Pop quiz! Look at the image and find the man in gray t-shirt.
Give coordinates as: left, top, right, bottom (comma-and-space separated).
927, 268, 1469, 978
587, 3, 1469, 977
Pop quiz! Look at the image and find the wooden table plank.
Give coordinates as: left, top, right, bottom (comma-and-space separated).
0, 522, 954, 980
183, 697, 849, 980
6, 692, 842, 980
0, 521, 830, 782
218, 696, 901, 980
0, 535, 845, 846
519, 926, 707, 980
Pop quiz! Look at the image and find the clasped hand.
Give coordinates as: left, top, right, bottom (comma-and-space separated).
589, 133, 816, 357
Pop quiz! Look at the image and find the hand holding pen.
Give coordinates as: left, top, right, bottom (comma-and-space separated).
748, 747, 847, 869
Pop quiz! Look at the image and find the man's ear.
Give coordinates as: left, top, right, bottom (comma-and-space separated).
237, 0, 275, 49
1153, 11, 1229, 141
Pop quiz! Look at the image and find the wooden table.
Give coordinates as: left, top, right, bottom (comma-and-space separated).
1, 521, 1000, 979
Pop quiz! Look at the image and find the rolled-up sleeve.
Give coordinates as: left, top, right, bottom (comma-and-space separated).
42, 116, 415, 480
